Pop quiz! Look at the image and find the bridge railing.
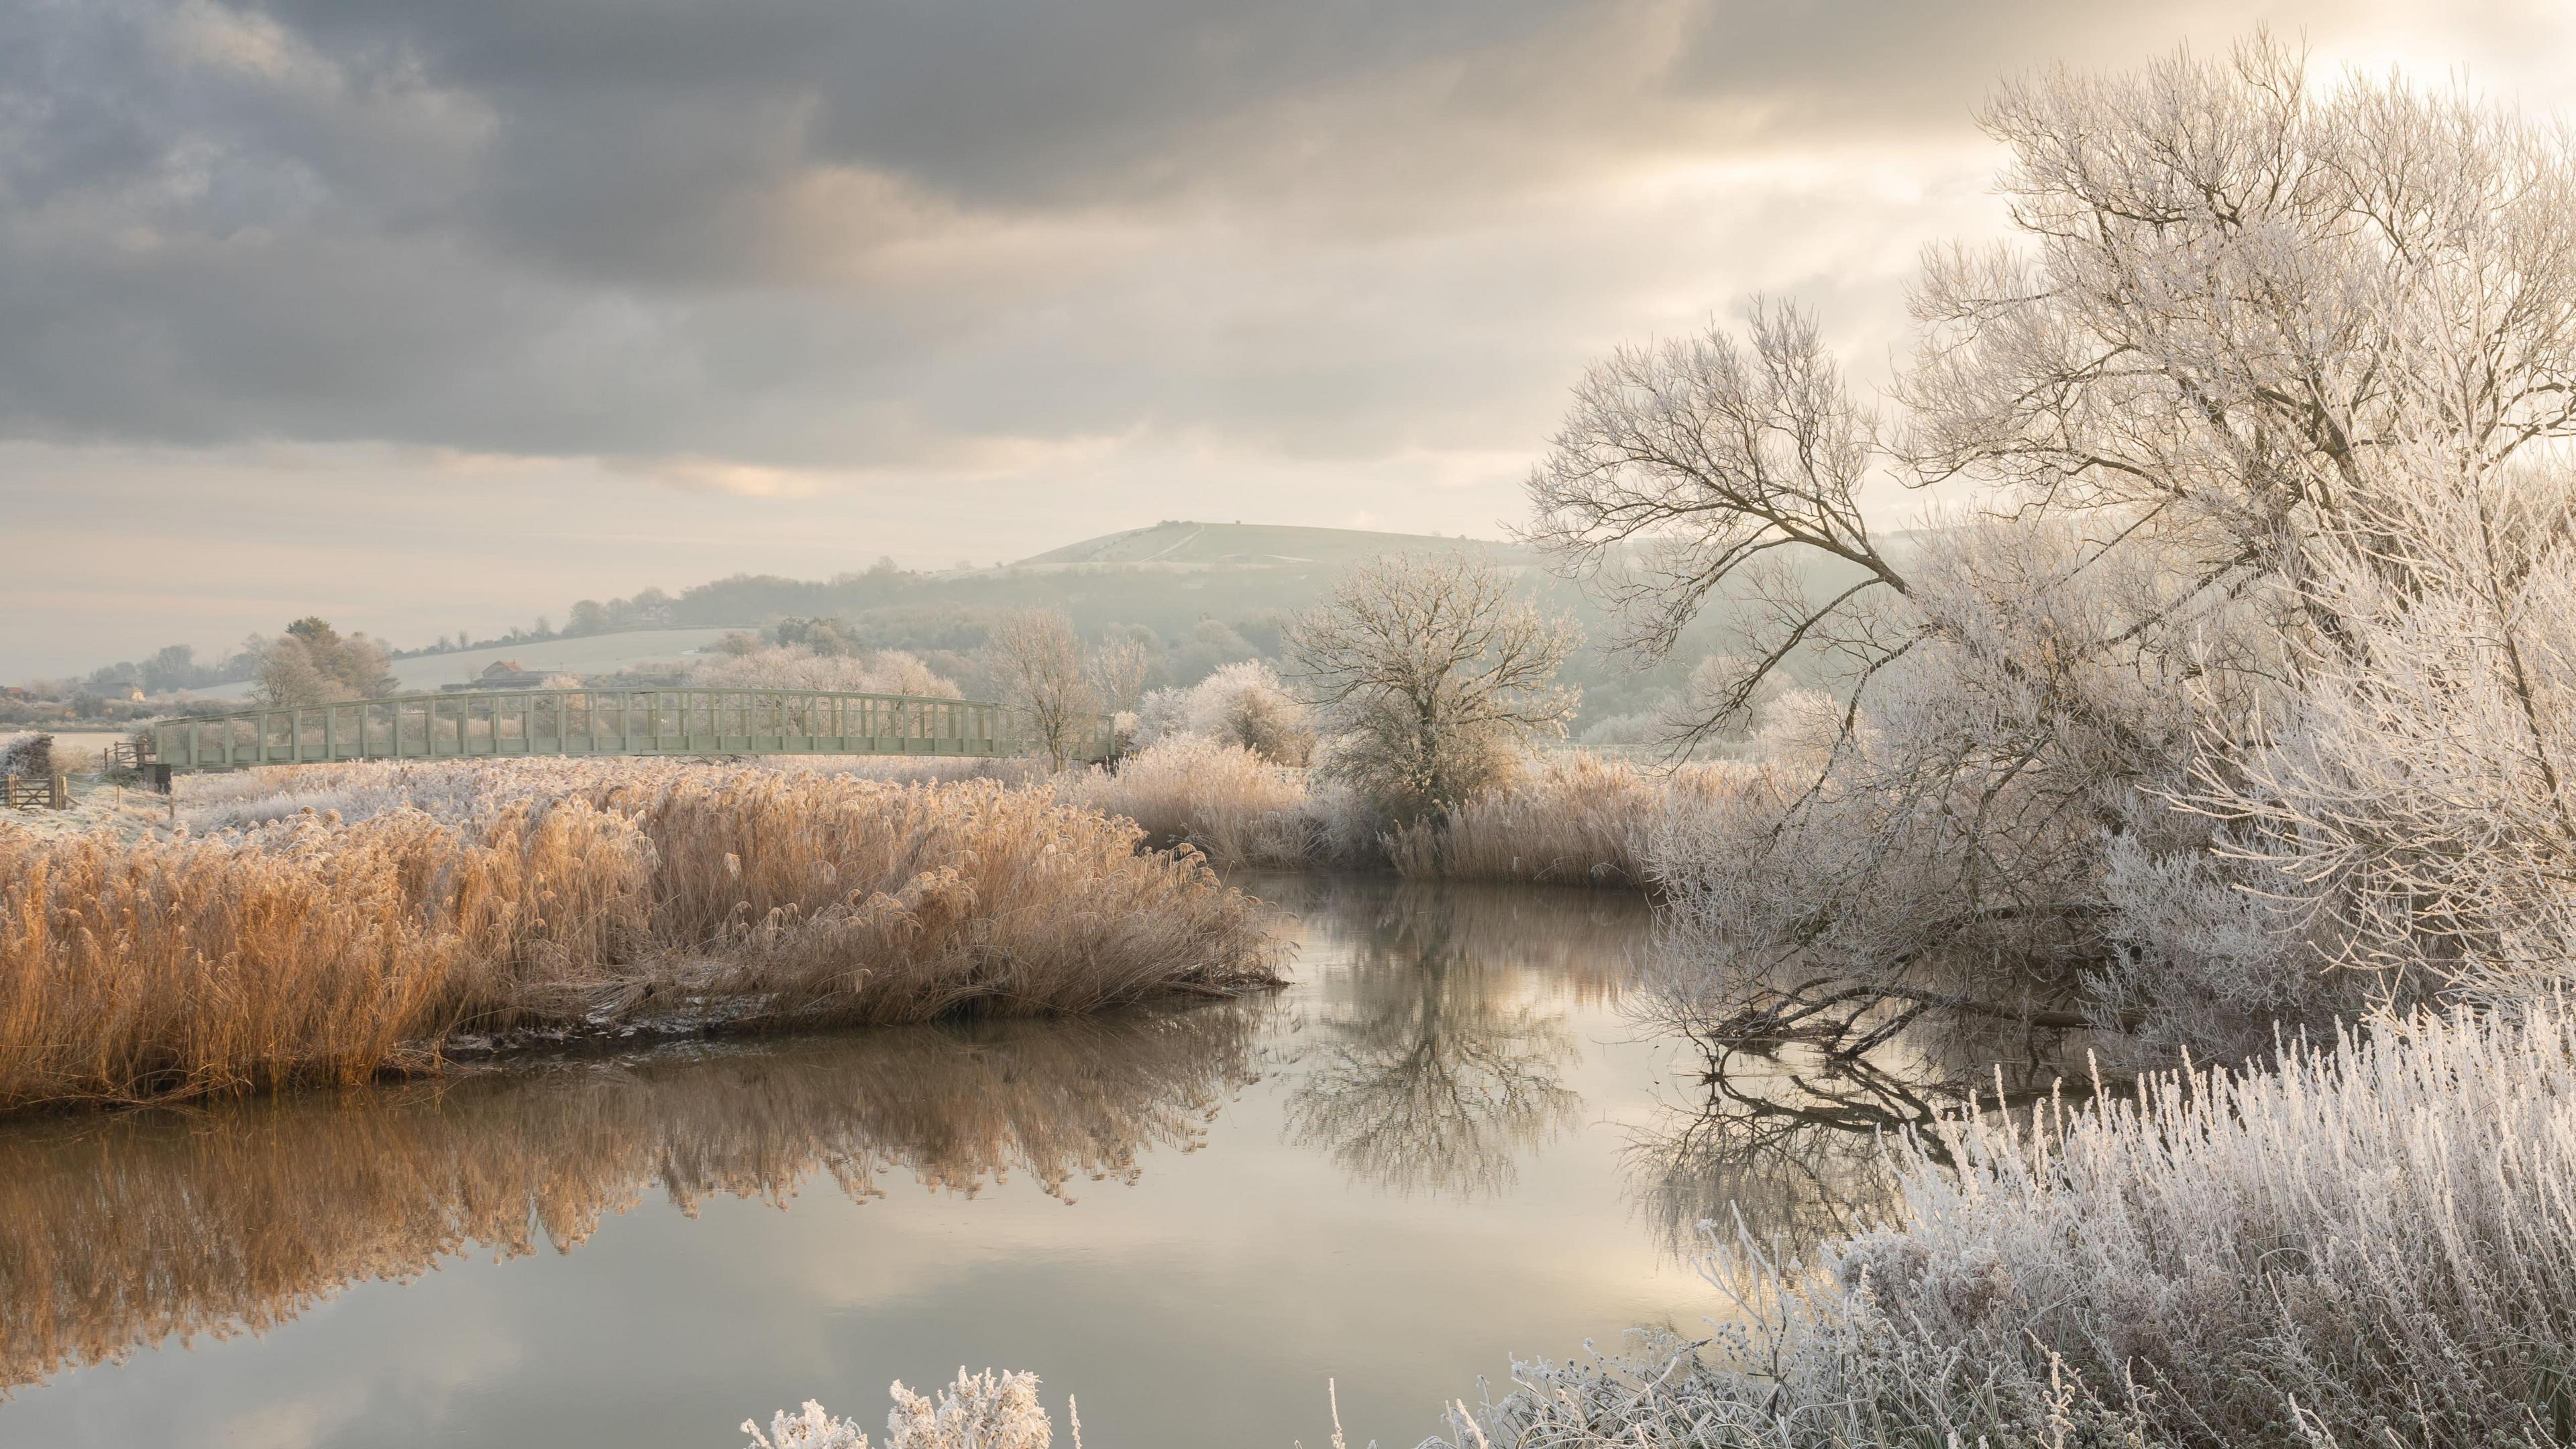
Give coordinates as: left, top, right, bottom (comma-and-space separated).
150, 688, 1066, 771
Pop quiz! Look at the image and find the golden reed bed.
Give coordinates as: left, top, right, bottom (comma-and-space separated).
0, 761, 1281, 1112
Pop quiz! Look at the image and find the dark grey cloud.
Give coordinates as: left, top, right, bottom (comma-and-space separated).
8, 0, 2458, 468
7, 0, 2576, 682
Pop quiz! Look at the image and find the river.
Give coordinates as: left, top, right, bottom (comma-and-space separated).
0, 875, 1896, 1448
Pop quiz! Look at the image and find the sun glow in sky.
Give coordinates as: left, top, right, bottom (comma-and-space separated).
7, 0, 2576, 676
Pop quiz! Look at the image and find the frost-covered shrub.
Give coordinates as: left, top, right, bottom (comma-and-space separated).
0, 733, 52, 780
1130, 687, 1191, 749
1391, 753, 1745, 889
1187, 660, 1316, 765
743, 1368, 1063, 1449
1130, 661, 1314, 765
743, 1401, 870, 1449
1436, 1006, 2576, 1449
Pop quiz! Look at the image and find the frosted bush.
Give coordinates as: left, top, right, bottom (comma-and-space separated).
1130, 662, 1313, 765
1180, 660, 1315, 765
743, 1401, 869, 1449
1392, 752, 1746, 888
0, 733, 52, 780
1130, 687, 1191, 749
743, 1369, 1065, 1449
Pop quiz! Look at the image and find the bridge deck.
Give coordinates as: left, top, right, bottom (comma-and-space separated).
152, 688, 1037, 771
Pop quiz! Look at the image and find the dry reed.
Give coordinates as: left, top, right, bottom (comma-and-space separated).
1070, 735, 1322, 869
0, 761, 1279, 1112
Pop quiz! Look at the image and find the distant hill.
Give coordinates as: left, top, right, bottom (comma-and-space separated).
1014, 521, 1538, 571
184, 628, 741, 703
72, 518, 1896, 740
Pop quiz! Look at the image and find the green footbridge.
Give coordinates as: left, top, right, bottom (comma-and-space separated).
150, 688, 1108, 771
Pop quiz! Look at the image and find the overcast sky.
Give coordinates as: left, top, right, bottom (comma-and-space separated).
7, 0, 2576, 677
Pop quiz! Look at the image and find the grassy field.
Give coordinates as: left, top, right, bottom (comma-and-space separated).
182, 627, 745, 702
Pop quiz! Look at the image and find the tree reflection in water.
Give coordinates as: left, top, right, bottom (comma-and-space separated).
1625, 996, 2090, 1259
0, 1003, 1268, 1395
1264, 877, 1650, 1198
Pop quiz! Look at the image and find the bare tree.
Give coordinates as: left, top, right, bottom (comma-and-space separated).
1527, 299, 1908, 749
983, 608, 1099, 770
1530, 35, 2576, 1054
1288, 553, 1580, 824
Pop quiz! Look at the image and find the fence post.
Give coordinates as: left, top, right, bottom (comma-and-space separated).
49, 771, 68, 810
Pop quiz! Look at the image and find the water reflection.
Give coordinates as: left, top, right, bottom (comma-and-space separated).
1625, 1008, 2089, 1258
1282, 888, 1585, 1197
2, 874, 2066, 1449
0, 1005, 1267, 1395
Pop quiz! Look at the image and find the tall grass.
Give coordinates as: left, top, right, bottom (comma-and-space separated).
1434, 1006, 2576, 1448
0, 761, 1279, 1112
1071, 735, 1328, 869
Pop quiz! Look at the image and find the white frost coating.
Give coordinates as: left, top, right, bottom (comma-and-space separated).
743, 1368, 1065, 1449
1153, 659, 1316, 766
1527, 36, 2576, 1058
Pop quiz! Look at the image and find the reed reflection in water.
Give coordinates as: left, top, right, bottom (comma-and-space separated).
0, 1005, 1267, 1395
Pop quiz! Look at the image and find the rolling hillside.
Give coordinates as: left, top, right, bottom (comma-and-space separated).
183, 628, 741, 703
1013, 521, 1539, 571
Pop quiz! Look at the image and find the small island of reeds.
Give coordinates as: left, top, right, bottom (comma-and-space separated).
0, 759, 1281, 1113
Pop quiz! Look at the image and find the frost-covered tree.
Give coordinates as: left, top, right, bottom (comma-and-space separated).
1085, 629, 1159, 718
984, 609, 1100, 770
252, 619, 395, 707
1536, 36, 2576, 1054
1289, 553, 1579, 825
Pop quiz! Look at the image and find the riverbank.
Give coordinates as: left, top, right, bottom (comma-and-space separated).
0, 759, 1280, 1113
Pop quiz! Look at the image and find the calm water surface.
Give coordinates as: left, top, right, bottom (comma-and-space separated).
0, 876, 1834, 1448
